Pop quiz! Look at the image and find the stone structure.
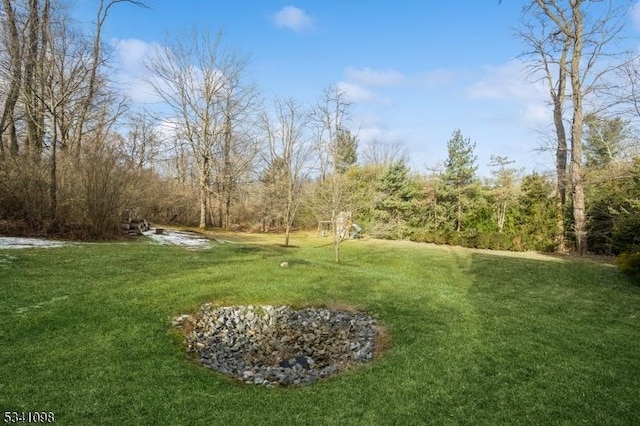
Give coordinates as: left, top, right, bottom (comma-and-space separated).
173, 304, 382, 387
120, 208, 149, 235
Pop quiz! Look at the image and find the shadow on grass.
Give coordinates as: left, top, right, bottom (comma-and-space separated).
463, 251, 640, 424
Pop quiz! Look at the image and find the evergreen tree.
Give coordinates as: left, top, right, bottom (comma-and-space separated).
442, 129, 478, 232
372, 160, 416, 238
517, 173, 556, 251
342, 164, 384, 230
335, 128, 358, 173
587, 157, 640, 254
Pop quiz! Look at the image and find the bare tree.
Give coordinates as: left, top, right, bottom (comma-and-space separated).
0, 0, 145, 234
260, 97, 313, 246
519, 7, 570, 251
144, 29, 249, 229
609, 58, 640, 159
0, 0, 49, 157
519, 0, 629, 254
120, 109, 161, 170
21, 0, 46, 156
312, 85, 352, 262
361, 139, 408, 167
43, 0, 143, 226
421, 162, 443, 229
213, 61, 259, 228
488, 155, 521, 233
0, 0, 24, 157
617, 57, 640, 119
38, 3, 112, 225
72, 0, 147, 157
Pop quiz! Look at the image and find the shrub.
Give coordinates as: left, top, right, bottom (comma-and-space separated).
488, 233, 517, 251
0, 157, 50, 233
409, 230, 525, 251
616, 252, 640, 284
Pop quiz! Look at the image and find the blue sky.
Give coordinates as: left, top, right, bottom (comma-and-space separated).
71, 1, 640, 176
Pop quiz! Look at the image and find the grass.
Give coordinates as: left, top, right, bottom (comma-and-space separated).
1, 232, 639, 425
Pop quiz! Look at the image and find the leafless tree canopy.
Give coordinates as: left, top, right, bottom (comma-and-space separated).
1, 1, 638, 259
143, 29, 257, 229
518, 0, 630, 254
259, 97, 314, 246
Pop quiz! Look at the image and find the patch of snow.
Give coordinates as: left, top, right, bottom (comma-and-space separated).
0, 237, 68, 249
143, 230, 212, 249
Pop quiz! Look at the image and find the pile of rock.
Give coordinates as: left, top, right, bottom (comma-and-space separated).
120, 208, 149, 235
173, 304, 381, 386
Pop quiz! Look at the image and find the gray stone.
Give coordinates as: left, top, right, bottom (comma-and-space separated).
173, 304, 380, 387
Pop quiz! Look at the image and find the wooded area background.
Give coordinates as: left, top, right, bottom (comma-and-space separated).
0, 0, 639, 261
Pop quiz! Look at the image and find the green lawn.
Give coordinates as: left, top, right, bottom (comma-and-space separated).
1, 233, 639, 425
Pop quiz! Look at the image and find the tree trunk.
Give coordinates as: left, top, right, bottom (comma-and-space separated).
74, 1, 104, 158
570, 3, 587, 255
498, 200, 506, 233
50, 113, 58, 227
283, 203, 291, 247
332, 177, 342, 262
37, 0, 50, 155
284, 223, 291, 247
456, 185, 462, 232
571, 101, 587, 254
217, 190, 224, 227
333, 217, 340, 262
224, 189, 232, 229
283, 178, 294, 246
331, 195, 341, 262
552, 82, 568, 252
0, 0, 23, 158
198, 159, 209, 229
24, 0, 42, 157
221, 113, 234, 230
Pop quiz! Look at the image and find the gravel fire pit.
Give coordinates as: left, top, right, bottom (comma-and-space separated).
173, 304, 383, 386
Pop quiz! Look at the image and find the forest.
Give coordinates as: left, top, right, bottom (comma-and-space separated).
0, 1, 639, 274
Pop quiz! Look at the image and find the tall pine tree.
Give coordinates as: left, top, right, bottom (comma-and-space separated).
335, 128, 358, 173
442, 130, 478, 232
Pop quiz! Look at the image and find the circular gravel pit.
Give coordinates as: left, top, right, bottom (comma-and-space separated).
172, 304, 384, 386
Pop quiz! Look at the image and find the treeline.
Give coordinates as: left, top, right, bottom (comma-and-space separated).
343, 128, 640, 256
0, 0, 152, 238
0, 1, 639, 266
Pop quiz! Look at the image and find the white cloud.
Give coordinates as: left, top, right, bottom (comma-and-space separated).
357, 113, 393, 139
273, 6, 314, 32
358, 126, 402, 145
466, 59, 550, 129
352, 112, 406, 159
337, 66, 405, 104
336, 81, 378, 103
345, 67, 405, 87
113, 38, 152, 69
467, 60, 547, 102
112, 38, 162, 103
